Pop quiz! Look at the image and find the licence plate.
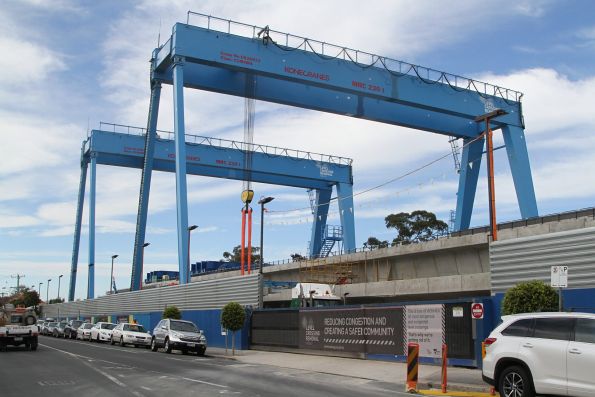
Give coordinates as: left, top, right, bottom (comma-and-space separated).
14, 337, 23, 342
186, 343, 195, 348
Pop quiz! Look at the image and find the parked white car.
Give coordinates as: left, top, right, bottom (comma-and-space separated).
111, 323, 151, 348
483, 312, 595, 397
77, 322, 94, 340
90, 322, 116, 343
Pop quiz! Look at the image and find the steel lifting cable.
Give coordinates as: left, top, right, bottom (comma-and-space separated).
268, 132, 487, 215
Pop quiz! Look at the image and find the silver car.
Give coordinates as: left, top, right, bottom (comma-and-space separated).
151, 319, 206, 356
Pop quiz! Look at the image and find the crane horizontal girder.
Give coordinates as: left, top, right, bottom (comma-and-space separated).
152, 23, 523, 138
86, 129, 352, 188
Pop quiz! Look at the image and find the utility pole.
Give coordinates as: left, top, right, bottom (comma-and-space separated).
11, 274, 25, 293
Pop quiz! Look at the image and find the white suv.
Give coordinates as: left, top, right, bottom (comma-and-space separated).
483, 312, 595, 397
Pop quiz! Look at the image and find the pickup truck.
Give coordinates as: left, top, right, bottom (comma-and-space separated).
0, 304, 39, 351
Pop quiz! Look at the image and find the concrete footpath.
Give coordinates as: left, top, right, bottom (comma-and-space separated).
208, 348, 495, 396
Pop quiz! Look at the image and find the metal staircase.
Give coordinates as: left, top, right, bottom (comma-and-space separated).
318, 225, 343, 258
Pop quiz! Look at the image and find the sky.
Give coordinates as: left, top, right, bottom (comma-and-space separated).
1, 0, 594, 300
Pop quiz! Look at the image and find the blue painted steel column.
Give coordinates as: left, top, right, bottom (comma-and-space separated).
68, 150, 88, 301
337, 183, 356, 253
309, 188, 332, 257
87, 153, 97, 299
502, 125, 538, 219
68, 147, 88, 302
131, 81, 162, 291
172, 56, 190, 284
454, 136, 485, 231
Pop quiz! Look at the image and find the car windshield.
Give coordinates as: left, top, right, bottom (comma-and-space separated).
100, 323, 116, 329
72, 320, 83, 327
83, 323, 93, 329
49, 322, 57, 326
59, 321, 67, 326
123, 324, 146, 333
170, 321, 198, 332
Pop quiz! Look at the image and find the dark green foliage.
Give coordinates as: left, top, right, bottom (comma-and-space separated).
221, 302, 246, 356
48, 298, 64, 304
162, 305, 182, 319
221, 302, 245, 332
363, 237, 389, 249
10, 288, 41, 308
223, 245, 261, 264
501, 280, 559, 315
385, 210, 448, 245
290, 253, 306, 262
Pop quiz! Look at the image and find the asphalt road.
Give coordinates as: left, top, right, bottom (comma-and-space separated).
0, 335, 412, 397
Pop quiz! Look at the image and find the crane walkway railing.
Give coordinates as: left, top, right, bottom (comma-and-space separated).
96, 122, 352, 166
185, 11, 522, 103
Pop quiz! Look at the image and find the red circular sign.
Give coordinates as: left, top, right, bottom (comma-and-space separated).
472, 303, 484, 319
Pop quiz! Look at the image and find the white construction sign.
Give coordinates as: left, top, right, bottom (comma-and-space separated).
405, 304, 444, 358
551, 265, 569, 288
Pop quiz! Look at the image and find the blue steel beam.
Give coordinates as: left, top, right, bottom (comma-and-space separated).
131, 82, 162, 291
88, 130, 352, 188
172, 56, 191, 285
87, 153, 97, 299
68, 144, 88, 301
502, 125, 539, 219
454, 136, 485, 231
152, 23, 523, 138
337, 183, 356, 252
309, 189, 332, 256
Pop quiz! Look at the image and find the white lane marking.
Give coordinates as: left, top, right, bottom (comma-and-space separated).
40, 343, 145, 396
40, 343, 133, 367
181, 377, 227, 389
141, 386, 152, 391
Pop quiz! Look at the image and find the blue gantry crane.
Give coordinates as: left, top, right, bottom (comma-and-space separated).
69, 12, 538, 300
68, 125, 353, 300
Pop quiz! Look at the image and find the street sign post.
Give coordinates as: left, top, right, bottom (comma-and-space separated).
551, 266, 569, 311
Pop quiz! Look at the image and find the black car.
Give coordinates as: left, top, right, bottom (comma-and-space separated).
64, 320, 85, 339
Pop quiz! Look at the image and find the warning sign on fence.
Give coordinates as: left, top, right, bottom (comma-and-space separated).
404, 304, 445, 359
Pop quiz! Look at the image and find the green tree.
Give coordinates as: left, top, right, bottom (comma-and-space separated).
222, 245, 261, 264
220, 302, 246, 355
290, 253, 306, 262
10, 288, 41, 308
363, 236, 389, 249
48, 298, 64, 304
501, 280, 559, 315
162, 305, 182, 319
385, 210, 448, 245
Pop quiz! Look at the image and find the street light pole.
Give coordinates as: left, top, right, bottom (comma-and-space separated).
46, 279, 51, 303
110, 254, 119, 294
257, 196, 274, 308
187, 225, 198, 284
38, 282, 42, 294
141, 243, 150, 289
57, 274, 63, 301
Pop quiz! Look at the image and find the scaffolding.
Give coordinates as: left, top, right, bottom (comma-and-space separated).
298, 256, 356, 285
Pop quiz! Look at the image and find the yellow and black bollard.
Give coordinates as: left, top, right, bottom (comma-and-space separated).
406, 342, 419, 392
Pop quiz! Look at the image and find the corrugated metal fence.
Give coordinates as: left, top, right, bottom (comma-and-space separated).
490, 226, 595, 293
42, 274, 259, 318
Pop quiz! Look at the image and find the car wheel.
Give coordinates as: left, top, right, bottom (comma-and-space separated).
151, 338, 158, 352
164, 338, 172, 354
145, 345, 150, 349
96, 335, 100, 343
120, 337, 125, 347
197, 348, 205, 357
499, 365, 534, 397
110, 336, 115, 345
181, 348, 188, 355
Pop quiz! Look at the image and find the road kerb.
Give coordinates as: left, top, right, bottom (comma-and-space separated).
417, 389, 495, 397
